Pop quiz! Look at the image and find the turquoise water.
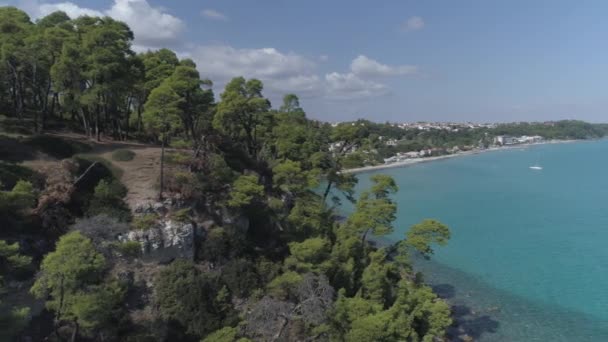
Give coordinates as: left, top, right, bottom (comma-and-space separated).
351, 140, 608, 341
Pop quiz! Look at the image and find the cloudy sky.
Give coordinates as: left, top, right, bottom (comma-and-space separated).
6, 0, 608, 122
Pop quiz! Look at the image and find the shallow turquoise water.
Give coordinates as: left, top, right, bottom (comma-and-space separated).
351, 140, 608, 341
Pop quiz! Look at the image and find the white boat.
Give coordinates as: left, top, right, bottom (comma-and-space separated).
529, 165, 543, 170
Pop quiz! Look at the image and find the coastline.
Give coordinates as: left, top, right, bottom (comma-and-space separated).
343, 139, 578, 174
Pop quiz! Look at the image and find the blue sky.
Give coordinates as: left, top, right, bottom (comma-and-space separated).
6, 0, 608, 122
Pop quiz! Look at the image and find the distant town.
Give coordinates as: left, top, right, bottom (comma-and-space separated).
327, 121, 554, 167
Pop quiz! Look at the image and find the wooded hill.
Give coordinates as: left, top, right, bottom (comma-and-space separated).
1, 7, 461, 341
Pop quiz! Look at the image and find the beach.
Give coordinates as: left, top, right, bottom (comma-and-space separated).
343, 139, 577, 174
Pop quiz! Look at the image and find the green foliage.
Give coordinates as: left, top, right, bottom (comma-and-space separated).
227, 175, 264, 207
115, 241, 141, 258
406, 219, 451, 258
111, 149, 136, 162
267, 271, 303, 300
165, 151, 191, 165
272, 160, 318, 194
220, 259, 260, 298
170, 138, 193, 149
87, 179, 131, 222
143, 83, 183, 137
171, 208, 191, 222
202, 326, 238, 342
0, 180, 36, 212
285, 237, 332, 274
346, 175, 398, 242
155, 259, 237, 338
214, 77, 271, 158
31, 232, 107, 326
132, 213, 158, 231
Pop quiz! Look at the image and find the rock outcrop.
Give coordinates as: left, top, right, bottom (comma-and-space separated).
121, 219, 195, 263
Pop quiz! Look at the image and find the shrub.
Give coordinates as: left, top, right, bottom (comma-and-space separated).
169, 139, 193, 149
115, 241, 141, 258
111, 149, 135, 162
164, 171, 198, 199
267, 271, 303, 300
220, 259, 260, 298
132, 214, 158, 231
0, 180, 36, 213
87, 179, 131, 222
171, 208, 191, 222
165, 151, 191, 165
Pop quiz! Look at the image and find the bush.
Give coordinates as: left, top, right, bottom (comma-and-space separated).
115, 241, 141, 258
171, 208, 191, 222
220, 259, 260, 298
132, 214, 158, 230
164, 171, 199, 199
267, 271, 303, 300
87, 179, 131, 222
169, 139, 193, 149
111, 149, 135, 162
165, 151, 191, 166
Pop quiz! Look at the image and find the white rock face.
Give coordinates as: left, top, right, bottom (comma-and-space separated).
123, 219, 194, 262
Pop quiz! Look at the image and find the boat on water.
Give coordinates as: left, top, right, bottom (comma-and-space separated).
530, 165, 543, 170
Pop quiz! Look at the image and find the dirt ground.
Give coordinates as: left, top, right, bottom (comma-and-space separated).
14, 132, 164, 209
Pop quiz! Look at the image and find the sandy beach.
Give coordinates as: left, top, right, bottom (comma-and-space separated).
343, 139, 578, 174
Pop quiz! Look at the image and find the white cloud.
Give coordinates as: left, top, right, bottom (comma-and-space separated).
23, 0, 184, 51
201, 9, 227, 21
319, 55, 329, 62
189, 45, 320, 96
351, 55, 417, 77
402, 16, 425, 32
325, 72, 387, 100
37, 2, 103, 17
189, 46, 413, 100
107, 0, 185, 50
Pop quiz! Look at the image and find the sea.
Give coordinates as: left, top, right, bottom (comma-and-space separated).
347, 139, 608, 341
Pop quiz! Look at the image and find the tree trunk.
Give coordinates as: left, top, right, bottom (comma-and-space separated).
70, 321, 79, 342
159, 133, 166, 201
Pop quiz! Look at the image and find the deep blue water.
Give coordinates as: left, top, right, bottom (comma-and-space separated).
350, 140, 608, 341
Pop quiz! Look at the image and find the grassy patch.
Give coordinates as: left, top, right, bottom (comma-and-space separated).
25, 135, 92, 159
132, 213, 158, 231
111, 149, 136, 162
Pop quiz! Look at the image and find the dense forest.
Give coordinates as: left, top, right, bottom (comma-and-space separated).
0, 7, 457, 342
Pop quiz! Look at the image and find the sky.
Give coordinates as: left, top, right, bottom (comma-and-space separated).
5, 0, 608, 123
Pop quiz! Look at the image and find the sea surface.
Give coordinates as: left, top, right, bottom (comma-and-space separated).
348, 140, 608, 341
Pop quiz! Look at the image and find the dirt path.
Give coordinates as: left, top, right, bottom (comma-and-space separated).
100, 146, 161, 208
